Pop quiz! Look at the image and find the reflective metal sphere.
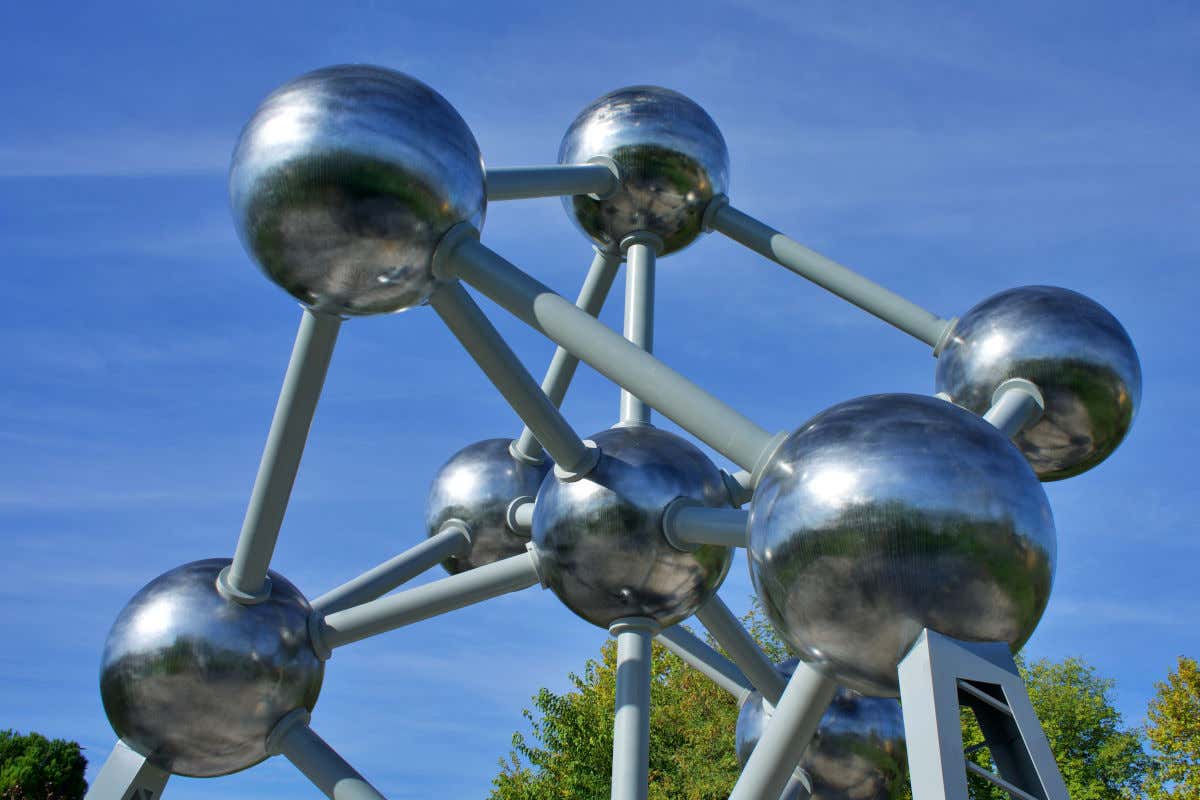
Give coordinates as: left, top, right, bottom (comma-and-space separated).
532, 426, 732, 628
558, 86, 728, 255
230, 65, 485, 316
736, 661, 908, 800
749, 394, 1055, 696
425, 438, 551, 573
936, 286, 1141, 481
100, 559, 323, 777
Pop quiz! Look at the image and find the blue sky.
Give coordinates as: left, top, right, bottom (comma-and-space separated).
2, 1, 1197, 797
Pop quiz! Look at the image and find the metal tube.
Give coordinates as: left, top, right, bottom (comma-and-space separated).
309, 524, 472, 616
319, 550, 541, 650
728, 664, 839, 800
510, 499, 535, 534
779, 770, 813, 800
983, 379, 1044, 438
269, 713, 388, 800
709, 202, 953, 348
225, 307, 342, 602
666, 505, 749, 548
514, 248, 622, 461
620, 238, 657, 425
610, 617, 657, 800
486, 164, 618, 201
656, 625, 753, 703
430, 282, 596, 476
83, 740, 169, 800
695, 596, 787, 705
445, 236, 777, 473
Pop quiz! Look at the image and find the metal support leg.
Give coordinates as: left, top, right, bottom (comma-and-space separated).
84, 741, 170, 800
430, 282, 597, 477
696, 596, 787, 704
438, 231, 782, 475
268, 711, 388, 800
707, 200, 954, 349
663, 502, 749, 549
728, 662, 838, 800
897, 629, 1068, 800
656, 624, 752, 703
222, 307, 342, 603
982, 379, 1044, 438
609, 617, 658, 800
486, 164, 618, 201
619, 234, 659, 426
309, 523, 472, 616
315, 549, 542, 652
514, 247, 622, 461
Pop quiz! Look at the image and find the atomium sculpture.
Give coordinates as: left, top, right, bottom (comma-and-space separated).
85, 65, 1142, 800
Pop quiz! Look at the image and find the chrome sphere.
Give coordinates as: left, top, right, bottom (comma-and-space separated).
425, 438, 551, 573
532, 426, 732, 628
230, 65, 485, 316
558, 86, 728, 255
749, 394, 1055, 696
736, 661, 908, 800
99, 559, 323, 777
936, 286, 1141, 481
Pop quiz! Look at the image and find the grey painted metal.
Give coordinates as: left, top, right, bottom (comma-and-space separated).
84, 740, 170, 800
965, 762, 1041, 800
777, 771, 813, 800
728, 661, 839, 800
318, 549, 541, 650
656, 624, 753, 703
515, 247, 623, 461
429, 282, 596, 476
664, 502, 749, 549
101, 559, 323, 777
609, 617, 658, 800
533, 426, 733, 628
268, 711, 388, 800
443, 234, 778, 472
936, 285, 1141, 480
736, 660, 908, 800
708, 202, 952, 348
620, 237, 658, 426
424, 439, 549, 573
224, 308, 341, 602
898, 629, 1068, 800
230, 65, 484, 316
486, 164, 618, 201
559, 86, 728, 255
749, 393, 1056, 696
509, 498, 535, 533
310, 524, 471, 616
724, 469, 755, 507
982, 379, 1044, 438
695, 596, 787, 705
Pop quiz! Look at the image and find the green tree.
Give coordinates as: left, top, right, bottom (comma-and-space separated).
0, 731, 87, 800
1145, 656, 1200, 800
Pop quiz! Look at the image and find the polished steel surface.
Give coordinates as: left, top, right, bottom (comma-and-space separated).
532, 426, 732, 628
230, 65, 485, 316
100, 559, 323, 777
748, 394, 1055, 696
936, 286, 1141, 481
736, 661, 908, 800
425, 438, 550, 573
558, 86, 728, 255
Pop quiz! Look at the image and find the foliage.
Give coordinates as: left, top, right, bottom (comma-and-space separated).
1145, 656, 1200, 800
0, 731, 87, 800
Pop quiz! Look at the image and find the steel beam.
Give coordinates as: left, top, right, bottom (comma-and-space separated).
656, 624, 753, 703
84, 740, 170, 800
619, 235, 659, 426
609, 617, 658, 800
982, 379, 1044, 438
268, 711, 388, 800
695, 596, 787, 704
486, 164, 618, 201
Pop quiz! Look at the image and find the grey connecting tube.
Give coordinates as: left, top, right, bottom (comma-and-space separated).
656, 625, 753, 704
665, 504, 749, 549
982, 379, 1044, 438
430, 282, 596, 476
486, 164, 619, 201
620, 238, 657, 426
708, 201, 953, 349
442, 234, 778, 474
514, 248, 622, 462
609, 618, 657, 800
309, 524, 472, 616
728, 664, 838, 800
317, 549, 542, 650
268, 711, 388, 800
83, 740, 169, 800
225, 308, 342, 602
695, 596, 787, 705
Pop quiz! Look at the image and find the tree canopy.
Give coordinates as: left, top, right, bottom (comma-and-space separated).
0, 731, 87, 800
1145, 656, 1200, 800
